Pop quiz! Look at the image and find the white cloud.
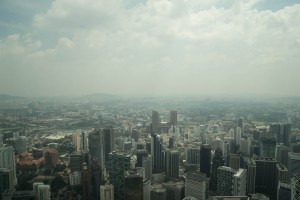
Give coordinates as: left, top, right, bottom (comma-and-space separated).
0, 0, 300, 97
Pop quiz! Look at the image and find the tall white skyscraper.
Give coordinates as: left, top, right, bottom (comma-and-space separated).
0, 146, 17, 185
233, 169, 247, 196
236, 127, 242, 145
37, 184, 51, 200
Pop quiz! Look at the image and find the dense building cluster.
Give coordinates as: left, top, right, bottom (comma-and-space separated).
1, 97, 300, 200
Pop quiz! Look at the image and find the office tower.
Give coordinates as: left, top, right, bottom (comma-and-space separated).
275, 144, 289, 166
0, 168, 14, 198
124, 169, 143, 200
185, 172, 209, 200
233, 169, 247, 196
151, 133, 165, 173
103, 128, 115, 162
236, 127, 242, 145
270, 123, 291, 146
291, 173, 300, 200
237, 118, 243, 130
70, 152, 82, 172
230, 141, 240, 154
246, 159, 256, 195
33, 182, 44, 197
217, 166, 236, 196
254, 157, 277, 199
277, 182, 293, 200
142, 155, 152, 180
131, 130, 140, 142
276, 164, 288, 185
137, 149, 148, 167
81, 162, 91, 200
168, 137, 174, 149
261, 137, 276, 158
100, 184, 114, 200
44, 148, 58, 169
288, 152, 300, 179
0, 146, 16, 185
69, 171, 82, 186
88, 130, 104, 168
150, 186, 167, 200
229, 154, 240, 170
80, 132, 88, 152
165, 150, 179, 179
240, 138, 251, 156
72, 133, 81, 151
37, 184, 50, 200
162, 181, 185, 200
210, 148, 225, 191
152, 111, 160, 133
186, 146, 200, 166
170, 110, 177, 126
107, 152, 131, 200
14, 136, 27, 155
200, 144, 211, 178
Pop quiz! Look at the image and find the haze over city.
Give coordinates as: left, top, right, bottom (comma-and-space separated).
1, 0, 300, 97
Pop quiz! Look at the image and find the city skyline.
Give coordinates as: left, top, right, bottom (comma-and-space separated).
1, 0, 300, 97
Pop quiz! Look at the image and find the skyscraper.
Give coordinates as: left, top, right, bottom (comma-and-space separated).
137, 149, 148, 167
165, 149, 179, 179
107, 152, 131, 200
246, 159, 256, 195
44, 148, 58, 169
142, 155, 152, 180
287, 152, 300, 179
170, 110, 177, 126
186, 146, 200, 166
0, 168, 14, 197
88, 130, 104, 169
229, 154, 240, 170
185, 172, 209, 200
217, 166, 236, 196
254, 157, 277, 199
210, 148, 225, 191
152, 111, 160, 133
100, 184, 114, 200
151, 133, 165, 173
200, 144, 211, 178
270, 123, 291, 146
124, 169, 143, 200
0, 146, 16, 185
103, 128, 115, 162
233, 169, 247, 196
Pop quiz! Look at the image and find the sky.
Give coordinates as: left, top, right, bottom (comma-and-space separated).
0, 0, 300, 97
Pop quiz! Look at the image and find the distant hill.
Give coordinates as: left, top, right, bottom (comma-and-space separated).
83, 93, 120, 101
0, 94, 26, 101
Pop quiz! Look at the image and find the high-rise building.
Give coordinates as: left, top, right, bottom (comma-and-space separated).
0, 168, 14, 198
70, 152, 82, 172
137, 149, 148, 167
288, 152, 300, 179
254, 157, 277, 199
152, 111, 160, 133
124, 169, 143, 200
100, 184, 114, 200
162, 181, 185, 200
107, 152, 131, 200
81, 162, 91, 200
185, 172, 209, 200
80, 132, 88, 152
150, 185, 167, 200
69, 171, 82, 186
200, 144, 211, 178
270, 123, 291, 146
276, 164, 289, 185
237, 118, 243, 130
103, 128, 115, 162
291, 173, 300, 200
233, 169, 247, 196
261, 137, 276, 158
186, 146, 200, 166
0, 146, 16, 185
170, 110, 177, 126
210, 148, 225, 191
165, 150, 179, 179
151, 133, 165, 173
277, 182, 293, 200
275, 144, 289, 166
142, 155, 152, 180
236, 127, 242, 145
217, 166, 236, 196
37, 184, 50, 200
72, 133, 81, 151
246, 159, 256, 195
13, 136, 27, 155
143, 179, 151, 200
229, 154, 240, 170
44, 148, 58, 169
88, 130, 104, 168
